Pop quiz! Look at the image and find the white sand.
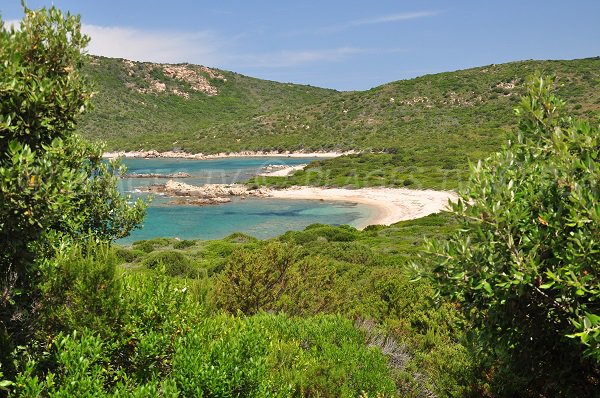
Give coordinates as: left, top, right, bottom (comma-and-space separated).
258, 164, 307, 177
103, 150, 353, 159
268, 186, 458, 228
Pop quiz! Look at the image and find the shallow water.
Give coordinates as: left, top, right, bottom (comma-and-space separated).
118, 157, 376, 243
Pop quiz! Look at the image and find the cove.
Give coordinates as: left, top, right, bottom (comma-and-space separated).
118, 157, 376, 243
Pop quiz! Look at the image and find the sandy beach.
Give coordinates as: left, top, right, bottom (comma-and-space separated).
258, 164, 307, 177
143, 178, 456, 228
103, 150, 353, 159
268, 186, 457, 228
142, 176, 457, 228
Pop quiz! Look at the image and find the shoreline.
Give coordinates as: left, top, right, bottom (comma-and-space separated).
103, 150, 354, 160
143, 179, 457, 229
257, 164, 307, 177
268, 186, 457, 228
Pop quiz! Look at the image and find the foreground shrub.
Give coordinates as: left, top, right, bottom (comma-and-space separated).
0, 5, 144, 370
213, 241, 299, 315
132, 238, 172, 253
283, 224, 359, 244
425, 76, 600, 395
36, 243, 123, 340
13, 314, 395, 397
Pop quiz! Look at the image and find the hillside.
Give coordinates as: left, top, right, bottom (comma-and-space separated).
81, 56, 600, 189
80, 56, 338, 151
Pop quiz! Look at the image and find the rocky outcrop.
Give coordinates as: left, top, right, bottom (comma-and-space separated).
122, 59, 226, 98
162, 65, 222, 96
141, 180, 271, 206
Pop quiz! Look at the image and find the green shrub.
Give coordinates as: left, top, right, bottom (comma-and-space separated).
173, 239, 196, 250
426, 76, 600, 395
284, 224, 359, 244
13, 293, 397, 397
133, 238, 172, 253
142, 250, 201, 278
0, 4, 145, 369
301, 241, 382, 267
132, 240, 157, 253
36, 242, 123, 341
213, 242, 299, 315
202, 240, 236, 257
224, 232, 259, 244
113, 246, 145, 263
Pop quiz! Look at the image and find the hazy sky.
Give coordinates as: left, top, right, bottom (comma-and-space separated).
3, 1, 599, 90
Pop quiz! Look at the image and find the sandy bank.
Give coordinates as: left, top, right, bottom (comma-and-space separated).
269, 186, 457, 228
103, 150, 353, 160
258, 164, 307, 177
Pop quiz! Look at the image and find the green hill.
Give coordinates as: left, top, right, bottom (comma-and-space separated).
80, 56, 337, 152
81, 56, 600, 189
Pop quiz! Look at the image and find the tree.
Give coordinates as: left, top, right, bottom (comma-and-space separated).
0, 5, 145, 365
424, 76, 599, 395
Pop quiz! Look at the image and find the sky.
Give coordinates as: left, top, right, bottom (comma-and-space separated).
2, 1, 600, 91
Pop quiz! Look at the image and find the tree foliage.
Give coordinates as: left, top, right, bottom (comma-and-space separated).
213, 241, 301, 315
0, 5, 145, 365
425, 76, 599, 395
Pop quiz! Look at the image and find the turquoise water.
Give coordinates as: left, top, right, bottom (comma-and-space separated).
119, 157, 376, 242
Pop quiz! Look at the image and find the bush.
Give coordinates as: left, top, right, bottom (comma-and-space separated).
142, 250, 201, 278
425, 76, 600, 395
131, 240, 156, 253
301, 241, 382, 267
223, 232, 259, 244
36, 242, 123, 340
284, 224, 359, 244
0, 5, 144, 368
173, 239, 196, 250
113, 246, 145, 263
213, 242, 299, 315
13, 289, 397, 397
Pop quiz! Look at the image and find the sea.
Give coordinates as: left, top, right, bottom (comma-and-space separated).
118, 157, 376, 243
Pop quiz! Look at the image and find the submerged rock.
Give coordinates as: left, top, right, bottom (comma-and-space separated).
169, 197, 232, 206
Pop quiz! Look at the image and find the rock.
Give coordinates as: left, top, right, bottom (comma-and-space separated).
169, 197, 232, 206
140, 181, 271, 201
124, 172, 191, 178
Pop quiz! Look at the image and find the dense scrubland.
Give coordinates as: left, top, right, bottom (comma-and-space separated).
1, 5, 599, 398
